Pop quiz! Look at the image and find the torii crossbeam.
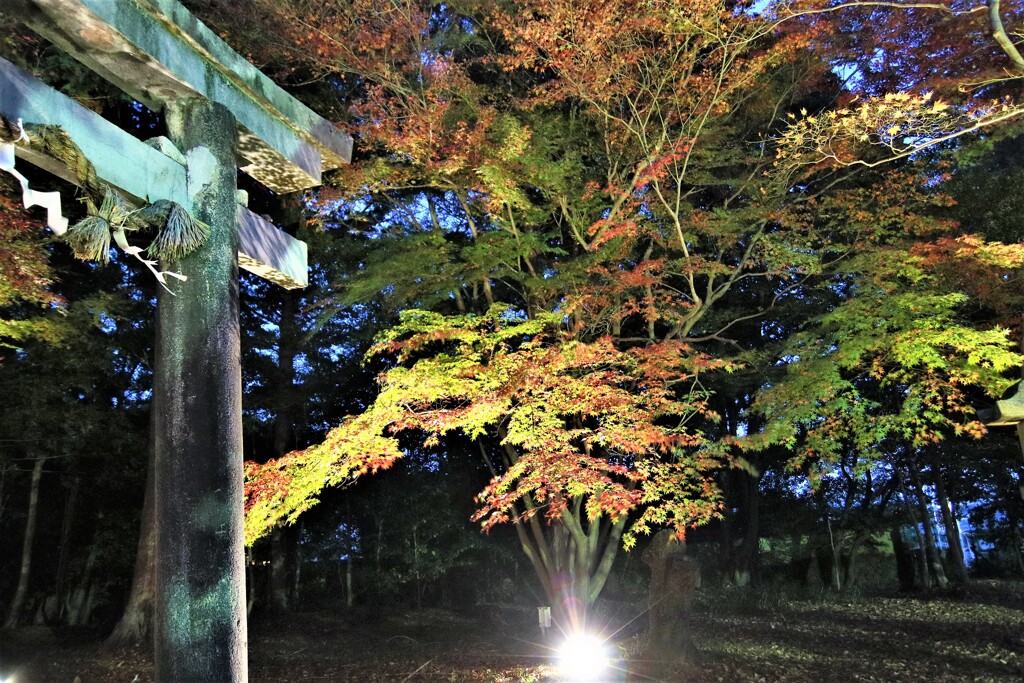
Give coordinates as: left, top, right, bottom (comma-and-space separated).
984, 385, 1024, 501
0, 1, 352, 680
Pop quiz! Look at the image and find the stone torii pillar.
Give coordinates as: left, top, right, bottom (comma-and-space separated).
153, 97, 246, 681
1, 1, 352, 680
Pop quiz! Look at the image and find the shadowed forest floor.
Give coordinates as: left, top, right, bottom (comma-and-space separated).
2, 580, 1023, 682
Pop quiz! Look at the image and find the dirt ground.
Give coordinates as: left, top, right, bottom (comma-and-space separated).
2, 580, 1023, 682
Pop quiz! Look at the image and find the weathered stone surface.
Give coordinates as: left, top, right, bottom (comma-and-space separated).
1, 56, 309, 288
11, 0, 352, 193
0, 56, 188, 205
154, 97, 246, 683
145, 136, 186, 165
237, 208, 308, 289
987, 383, 1024, 426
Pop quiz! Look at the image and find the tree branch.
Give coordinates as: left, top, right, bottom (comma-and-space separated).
989, 0, 1024, 73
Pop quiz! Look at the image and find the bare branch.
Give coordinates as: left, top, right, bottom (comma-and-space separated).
779, 1, 985, 19
989, 0, 1024, 73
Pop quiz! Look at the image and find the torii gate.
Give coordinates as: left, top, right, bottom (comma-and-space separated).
0, 1, 352, 680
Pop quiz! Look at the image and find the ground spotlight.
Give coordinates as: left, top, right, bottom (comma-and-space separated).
555, 632, 613, 681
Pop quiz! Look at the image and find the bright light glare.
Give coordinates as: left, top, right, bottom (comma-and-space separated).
556, 633, 612, 681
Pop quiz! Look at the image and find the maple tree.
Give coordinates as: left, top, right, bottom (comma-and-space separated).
772, 0, 1024, 166
0, 180, 63, 349
0, 0, 1022, 653
762, 0, 1024, 480
228, 0, 1024, 617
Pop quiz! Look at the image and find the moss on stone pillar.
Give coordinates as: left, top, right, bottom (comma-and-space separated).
153, 97, 246, 683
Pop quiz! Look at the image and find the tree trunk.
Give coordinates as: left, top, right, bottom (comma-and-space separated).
53, 474, 80, 623
246, 547, 255, 617
933, 469, 968, 585
269, 527, 291, 612
909, 462, 947, 587
154, 98, 246, 683
642, 530, 700, 667
841, 531, 869, 591
480, 436, 625, 629
735, 464, 762, 587
721, 463, 761, 587
825, 515, 842, 592
292, 520, 303, 603
0, 458, 9, 522
509, 503, 625, 631
4, 456, 45, 629
375, 517, 384, 579
500, 446, 626, 626
891, 526, 917, 590
1018, 422, 1024, 502
345, 554, 354, 608
412, 524, 422, 610
724, 403, 761, 587
268, 289, 299, 613
66, 529, 100, 626
106, 434, 156, 648
717, 470, 736, 581
897, 473, 928, 588
1009, 511, 1024, 577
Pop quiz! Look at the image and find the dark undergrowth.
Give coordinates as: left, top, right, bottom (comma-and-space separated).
2, 580, 1022, 682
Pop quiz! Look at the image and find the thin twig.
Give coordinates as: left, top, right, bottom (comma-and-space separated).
400, 658, 433, 682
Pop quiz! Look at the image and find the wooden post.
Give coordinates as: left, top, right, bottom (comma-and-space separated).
153, 97, 246, 682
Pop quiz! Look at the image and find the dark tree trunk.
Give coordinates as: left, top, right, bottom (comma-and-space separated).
1018, 423, 1024, 502
825, 516, 842, 592
908, 462, 947, 587
717, 470, 736, 579
897, 473, 928, 588
933, 469, 968, 585
345, 553, 354, 608
717, 403, 761, 587
642, 530, 700, 668
734, 464, 762, 587
0, 459, 9, 522
246, 547, 256, 617
53, 474, 81, 622
1010, 514, 1024, 577
292, 520, 303, 602
106, 433, 156, 648
268, 286, 299, 613
841, 531, 869, 591
154, 98, 246, 682
269, 527, 291, 612
891, 526, 917, 590
4, 456, 45, 629
65, 524, 100, 626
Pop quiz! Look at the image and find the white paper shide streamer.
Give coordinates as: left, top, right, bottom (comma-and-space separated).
0, 121, 187, 291
0, 136, 69, 235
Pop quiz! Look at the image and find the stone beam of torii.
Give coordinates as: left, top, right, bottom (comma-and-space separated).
984, 384, 1024, 501
0, 1, 352, 681
0, 56, 312, 290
